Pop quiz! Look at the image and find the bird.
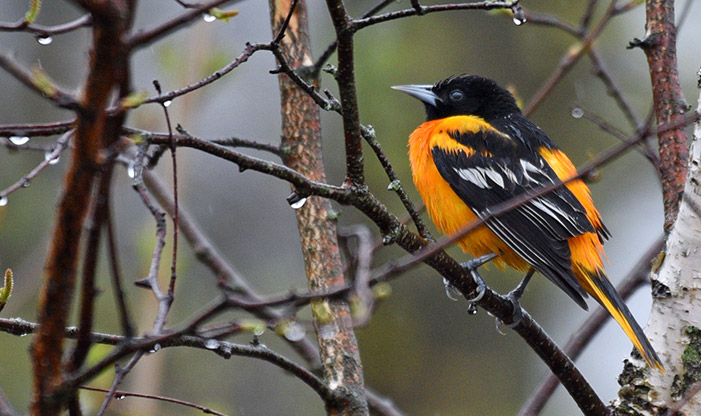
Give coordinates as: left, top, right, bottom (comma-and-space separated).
393, 74, 663, 370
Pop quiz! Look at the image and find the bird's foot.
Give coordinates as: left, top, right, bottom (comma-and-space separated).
454, 253, 497, 314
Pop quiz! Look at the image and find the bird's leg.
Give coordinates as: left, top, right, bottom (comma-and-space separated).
444, 253, 497, 313
502, 267, 536, 327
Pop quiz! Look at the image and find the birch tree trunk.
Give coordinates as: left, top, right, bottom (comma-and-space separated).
614, 73, 701, 415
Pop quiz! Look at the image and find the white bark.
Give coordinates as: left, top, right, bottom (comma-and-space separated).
616, 75, 701, 414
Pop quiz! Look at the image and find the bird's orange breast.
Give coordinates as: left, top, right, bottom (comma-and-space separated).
408, 116, 529, 271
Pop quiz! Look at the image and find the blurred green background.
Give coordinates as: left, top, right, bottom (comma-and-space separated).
1, 0, 699, 415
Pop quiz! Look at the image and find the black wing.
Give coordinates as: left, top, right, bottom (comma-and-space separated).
432, 130, 595, 309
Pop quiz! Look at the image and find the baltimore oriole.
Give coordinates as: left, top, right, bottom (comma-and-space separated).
394, 74, 663, 370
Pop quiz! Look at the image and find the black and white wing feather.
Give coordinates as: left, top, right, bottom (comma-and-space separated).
432, 129, 595, 309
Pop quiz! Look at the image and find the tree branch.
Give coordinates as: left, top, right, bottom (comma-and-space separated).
0, 48, 79, 110
127, 0, 237, 49
0, 14, 92, 37
31, 2, 133, 412
629, 0, 689, 231
269, 0, 369, 413
351, 1, 517, 31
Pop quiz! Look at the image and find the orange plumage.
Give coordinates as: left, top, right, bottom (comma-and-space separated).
396, 75, 663, 370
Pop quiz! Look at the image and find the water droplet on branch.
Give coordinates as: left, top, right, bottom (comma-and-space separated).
9, 136, 29, 146
283, 323, 306, 341
127, 162, 136, 179
44, 150, 60, 165
571, 107, 584, 119
36, 36, 53, 45
0, 197, 7, 207
204, 339, 220, 350
287, 191, 307, 209
511, 6, 526, 26
203, 14, 216, 23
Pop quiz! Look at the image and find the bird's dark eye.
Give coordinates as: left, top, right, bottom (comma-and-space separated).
449, 90, 464, 102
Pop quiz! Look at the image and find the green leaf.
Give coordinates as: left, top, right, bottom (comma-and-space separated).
240, 319, 266, 336
0, 269, 13, 313
24, 0, 42, 23
209, 8, 239, 23
31, 66, 57, 97
121, 91, 148, 109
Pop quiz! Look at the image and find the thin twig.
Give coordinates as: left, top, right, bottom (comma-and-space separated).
273, 0, 299, 44
0, 48, 79, 110
131, 181, 170, 332
523, 0, 621, 116
578, 107, 658, 165
0, 131, 71, 201
105, 201, 134, 337
95, 352, 145, 416
311, 0, 395, 77
0, 120, 74, 137
351, 1, 518, 31
361, 126, 432, 240
579, 0, 599, 30
128, 0, 238, 48
268, 44, 341, 112
0, 14, 92, 37
676, 0, 694, 30
80, 386, 228, 416
153, 79, 180, 301
588, 47, 643, 129
142, 134, 351, 201
140, 42, 268, 106
521, 9, 581, 35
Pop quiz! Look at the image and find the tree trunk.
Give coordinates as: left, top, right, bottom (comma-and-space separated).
268, 0, 369, 414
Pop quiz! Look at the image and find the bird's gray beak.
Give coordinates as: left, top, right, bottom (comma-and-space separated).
391, 84, 442, 107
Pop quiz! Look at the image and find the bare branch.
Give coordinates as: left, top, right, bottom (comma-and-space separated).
142, 133, 351, 201
361, 127, 433, 240
141, 42, 268, 106
80, 386, 228, 416
311, 0, 395, 77
31, 2, 133, 410
629, 0, 689, 230
0, 131, 71, 201
523, 0, 621, 116
104, 201, 134, 338
0, 14, 92, 37
0, 48, 79, 110
0, 120, 74, 137
127, 0, 238, 49
326, 0, 366, 186
352, 1, 518, 31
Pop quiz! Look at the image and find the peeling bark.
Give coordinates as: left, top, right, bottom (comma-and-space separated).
613, 75, 701, 416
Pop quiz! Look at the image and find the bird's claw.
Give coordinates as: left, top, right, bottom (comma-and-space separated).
455, 253, 497, 314
460, 253, 498, 272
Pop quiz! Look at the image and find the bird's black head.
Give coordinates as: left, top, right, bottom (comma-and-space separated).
393, 74, 521, 122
